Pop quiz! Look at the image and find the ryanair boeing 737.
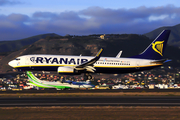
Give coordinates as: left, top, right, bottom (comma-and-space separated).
8, 30, 171, 80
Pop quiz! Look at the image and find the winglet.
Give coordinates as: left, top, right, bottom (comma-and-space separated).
95, 48, 103, 58
76, 48, 103, 68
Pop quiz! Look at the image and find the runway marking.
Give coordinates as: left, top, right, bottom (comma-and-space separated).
1, 103, 180, 106
139, 99, 180, 101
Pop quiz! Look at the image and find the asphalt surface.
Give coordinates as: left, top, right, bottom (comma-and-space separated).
1, 89, 180, 107
1, 96, 180, 107
2, 89, 180, 93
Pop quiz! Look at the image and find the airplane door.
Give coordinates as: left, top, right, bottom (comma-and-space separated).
25, 57, 29, 65
136, 61, 140, 69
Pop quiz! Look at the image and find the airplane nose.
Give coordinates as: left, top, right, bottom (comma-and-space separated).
8, 60, 15, 67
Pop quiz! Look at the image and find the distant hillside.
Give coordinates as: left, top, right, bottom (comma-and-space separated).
1, 34, 179, 73
144, 24, 180, 47
0, 33, 60, 54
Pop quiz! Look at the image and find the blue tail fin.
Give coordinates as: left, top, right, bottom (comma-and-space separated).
130, 30, 170, 60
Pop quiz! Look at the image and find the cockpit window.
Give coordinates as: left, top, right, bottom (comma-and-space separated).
15, 58, 20, 60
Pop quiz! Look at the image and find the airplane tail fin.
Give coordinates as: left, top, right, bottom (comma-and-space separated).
27, 71, 42, 83
130, 30, 170, 60
26, 71, 51, 88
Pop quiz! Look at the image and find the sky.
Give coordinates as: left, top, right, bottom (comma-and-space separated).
1, 0, 180, 41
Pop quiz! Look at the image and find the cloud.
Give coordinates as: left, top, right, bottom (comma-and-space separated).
1, 4, 180, 40
33, 12, 57, 19
77, 5, 180, 33
0, 0, 22, 6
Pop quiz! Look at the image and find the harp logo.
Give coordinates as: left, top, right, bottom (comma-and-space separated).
152, 41, 164, 56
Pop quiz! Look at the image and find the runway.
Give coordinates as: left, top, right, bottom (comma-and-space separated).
2, 89, 180, 93
1, 96, 180, 107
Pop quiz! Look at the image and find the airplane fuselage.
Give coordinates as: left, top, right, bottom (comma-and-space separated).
9, 54, 162, 74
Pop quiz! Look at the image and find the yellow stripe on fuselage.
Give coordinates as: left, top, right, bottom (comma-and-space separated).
58, 71, 74, 73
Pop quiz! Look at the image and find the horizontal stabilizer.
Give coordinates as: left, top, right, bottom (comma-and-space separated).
150, 59, 171, 64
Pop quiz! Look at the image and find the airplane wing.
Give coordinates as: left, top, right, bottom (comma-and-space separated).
75, 48, 103, 73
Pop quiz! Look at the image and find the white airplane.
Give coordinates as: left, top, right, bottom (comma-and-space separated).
8, 30, 171, 80
26, 71, 94, 89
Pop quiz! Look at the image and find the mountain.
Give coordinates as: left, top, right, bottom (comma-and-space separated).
144, 24, 180, 47
0, 34, 179, 73
0, 33, 60, 54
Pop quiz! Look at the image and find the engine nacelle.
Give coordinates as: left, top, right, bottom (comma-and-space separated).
57, 66, 80, 75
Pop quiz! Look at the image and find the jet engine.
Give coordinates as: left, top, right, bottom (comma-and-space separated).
57, 66, 80, 75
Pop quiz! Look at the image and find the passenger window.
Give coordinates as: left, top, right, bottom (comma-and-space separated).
15, 58, 20, 60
